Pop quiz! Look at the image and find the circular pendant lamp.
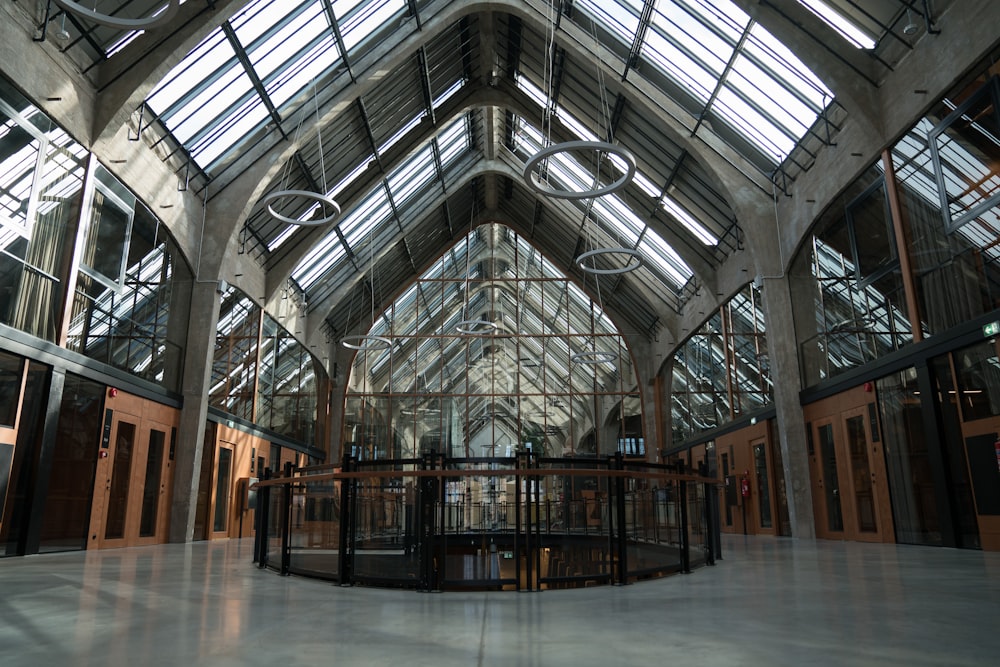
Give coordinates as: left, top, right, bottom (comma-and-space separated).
53, 0, 180, 30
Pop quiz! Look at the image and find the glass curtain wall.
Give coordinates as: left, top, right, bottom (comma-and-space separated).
790, 165, 913, 386
65, 165, 187, 391
257, 314, 318, 443
211, 285, 325, 446
670, 283, 772, 445
210, 287, 262, 422
890, 71, 1000, 335
343, 224, 640, 461
0, 78, 87, 342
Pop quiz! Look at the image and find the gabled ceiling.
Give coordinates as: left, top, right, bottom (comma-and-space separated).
34, 0, 948, 346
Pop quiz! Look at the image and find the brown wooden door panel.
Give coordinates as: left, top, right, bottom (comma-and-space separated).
89, 393, 180, 550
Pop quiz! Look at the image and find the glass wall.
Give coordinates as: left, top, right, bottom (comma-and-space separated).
37, 373, 104, 553
258, 315, 318, 443
875, 368, 938, 545
65, 165, 188, 391
671, 283, 772, 444
795, 53, 1000, 550
0, 75, 189, 393
0, 78, 87, 342
210, 285, 325, 447
890, 72, 1000, 336
210, 287, 261, 422
790, 166, 913, 387
343, 224, 640, 460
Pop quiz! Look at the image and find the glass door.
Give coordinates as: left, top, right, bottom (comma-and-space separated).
211, 443, 234, 538
752, 440, 773, 532
133, 421, 174, 546
843, 409, 881, 541
812, 420, 845, 538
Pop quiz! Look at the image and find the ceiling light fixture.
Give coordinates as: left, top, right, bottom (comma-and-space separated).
521, 0, 635, 201
53, 0, 179, 30
341, 220, 390, 351
263, 82, 341, 227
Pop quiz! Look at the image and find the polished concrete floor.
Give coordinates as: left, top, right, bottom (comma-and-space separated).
1, 535, 998, 667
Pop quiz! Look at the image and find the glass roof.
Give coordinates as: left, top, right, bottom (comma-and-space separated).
572, 0, 833, 167
795, 0, 920, 52
52, 0, 841, 338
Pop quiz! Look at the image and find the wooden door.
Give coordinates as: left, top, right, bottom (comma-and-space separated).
750, 438, 775, 535
840, 407, 893, 542
90, 410, 142, 549
131, 418, 174, 546
88, 397, 178, 549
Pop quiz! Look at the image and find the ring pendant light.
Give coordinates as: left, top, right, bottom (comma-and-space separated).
341, 334, 391, 351
53, 0, 180, 30
522, 140, 636, 200
341, 223, 390, 351
266, 83, 340, 227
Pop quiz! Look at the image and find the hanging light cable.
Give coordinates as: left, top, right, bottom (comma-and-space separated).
522, 1, 635, 201
341, 221, 390, 351
263, 82, 341, 227
456, 192, 497, 335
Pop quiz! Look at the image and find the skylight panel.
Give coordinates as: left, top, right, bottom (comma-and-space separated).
662, 196, 717, 245
438, 115, 471, 165
379, 114, 423, 156
335, 0, 406, 53
639, 231, 692, 286
630, 1, 835, 167
146, 30, 268, 169
795, 0, 876, 49
433, 80, 464, 110
388, 145, 436, 206
146, 30, 234, 124
574, 0, 643, 46
342, 185, 391, 247
714, 88, 795, 162
267, 225, 297, 252
644, 1, 745, 104
236, 1, 338, 110
747, 26, 831, 110
292, 234, 346, 290
590, 197, 642, 246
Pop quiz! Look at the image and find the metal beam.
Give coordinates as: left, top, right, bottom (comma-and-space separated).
221, 22, 288, 140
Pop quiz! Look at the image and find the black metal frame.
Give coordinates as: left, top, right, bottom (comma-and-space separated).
253, 452, 719, 591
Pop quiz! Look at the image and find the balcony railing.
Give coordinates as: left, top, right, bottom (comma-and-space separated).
253, 452, 720, 591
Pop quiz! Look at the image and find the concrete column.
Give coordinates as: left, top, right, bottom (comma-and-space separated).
629, 337, 665, 460
760, 275, 815, 539
168, 279, 222, 543
326, 342, 356, 463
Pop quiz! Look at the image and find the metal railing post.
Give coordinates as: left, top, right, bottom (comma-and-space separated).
679, 469, 690, 574
280, 461, 294, 576
613, 453, 628, 585
418, 450, 439, 591
338, 452, 355, 585
254, 467, 271, 567
703, 481, 716, 566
